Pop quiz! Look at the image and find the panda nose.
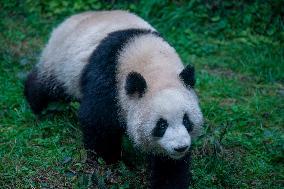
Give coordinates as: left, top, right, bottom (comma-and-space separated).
174, 145, 188, 153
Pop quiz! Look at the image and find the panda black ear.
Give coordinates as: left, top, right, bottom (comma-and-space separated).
179, 64, 195, 88
125, 72, 147, 98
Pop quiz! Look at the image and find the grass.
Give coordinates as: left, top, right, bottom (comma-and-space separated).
1, 1, 283, 188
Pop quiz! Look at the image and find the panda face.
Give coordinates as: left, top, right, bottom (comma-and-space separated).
153, 117, 191, 159
152, 114, 194, 159
125, 87, 203, 159
149, 88, 202, 159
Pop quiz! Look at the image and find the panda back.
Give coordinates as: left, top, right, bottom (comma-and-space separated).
37, 11, 155, 99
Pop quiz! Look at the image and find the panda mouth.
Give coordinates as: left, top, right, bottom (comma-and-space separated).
169, 152, 187, 159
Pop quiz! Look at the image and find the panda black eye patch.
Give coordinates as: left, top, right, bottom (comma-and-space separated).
153, 118, 168, 137
183, 114, 193, 133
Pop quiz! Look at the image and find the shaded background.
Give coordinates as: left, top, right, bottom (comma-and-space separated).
1, 0, 283, 188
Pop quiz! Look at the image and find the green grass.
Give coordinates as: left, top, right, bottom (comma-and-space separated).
1, 1, 283, 188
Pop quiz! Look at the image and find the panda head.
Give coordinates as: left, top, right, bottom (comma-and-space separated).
124, 65, 203, 159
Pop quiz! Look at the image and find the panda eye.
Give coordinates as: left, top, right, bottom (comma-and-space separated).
153, 118, 168, 137
183, 114, 193, 133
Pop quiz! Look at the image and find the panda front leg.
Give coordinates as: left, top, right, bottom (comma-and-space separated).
148, 153, 192, 189
78, 101, 123, 164
81, 123, 122, 164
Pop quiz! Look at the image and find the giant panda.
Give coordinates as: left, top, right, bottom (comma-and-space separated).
24, 10, 203, 189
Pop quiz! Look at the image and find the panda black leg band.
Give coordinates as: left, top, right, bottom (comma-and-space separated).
148, 153, 192, 189
82, 124, 122, 164
79, 99, 123, 165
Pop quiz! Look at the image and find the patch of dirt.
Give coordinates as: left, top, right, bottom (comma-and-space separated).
219, 98, 237, 107
204, 66, 253, 82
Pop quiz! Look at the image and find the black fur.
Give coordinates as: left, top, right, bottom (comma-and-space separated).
24, 69, 70, 114
152, 118, 168, 137
125, 72, 147, 97
179, 64, 195, 88
148, 153, 192, 189
78, 29, 159, 164
183, 113, 194, 133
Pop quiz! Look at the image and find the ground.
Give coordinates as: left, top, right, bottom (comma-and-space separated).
0, 1, 283, 188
